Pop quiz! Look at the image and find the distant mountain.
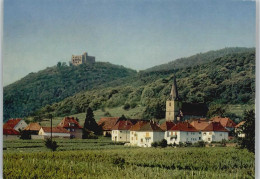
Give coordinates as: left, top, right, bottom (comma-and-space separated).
144, 47, 255, 72
3, 62, 137, 121
33, 50, 255, 120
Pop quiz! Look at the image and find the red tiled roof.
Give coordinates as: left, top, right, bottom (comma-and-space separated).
98, 117, 120, 131
190, 120, 211, 131
210, 116, 236, 128
3, 118, 22, 129
202, 122, 228, 132
129, 121, 149, 131
24, 123, 41, 131
130, 121, 163, 132
57, 117, 82, 129
41, 127, 69, 133
160, 121, 176, 131
3, 128, 20, 135
111, 120, 134, 130
169, 122, 198, 132
235, 121, 246, 128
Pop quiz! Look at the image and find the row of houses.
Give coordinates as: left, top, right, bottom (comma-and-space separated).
99, 116, 242, 147
3, 117, 83, 140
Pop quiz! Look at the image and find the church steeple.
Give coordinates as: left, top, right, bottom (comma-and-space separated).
170, 76, 179, 100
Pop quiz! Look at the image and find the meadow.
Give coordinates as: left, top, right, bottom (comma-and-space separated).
3, 138, 255, 179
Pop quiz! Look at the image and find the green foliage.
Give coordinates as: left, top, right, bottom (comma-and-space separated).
4, 49, 255, 122
193, 141, 206, 147
44, 138, 58, 151
123, 103, 130, 110
238, 110, 255, 153
3, 140, 255, 178
207, 104, 227, 118
159, 139, 168, 148
3, 62, 136, 121
151, 142, 158, 147
83, 107, 101, 138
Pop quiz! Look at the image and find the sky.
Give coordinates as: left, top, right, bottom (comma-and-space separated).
3, 0, 256, 86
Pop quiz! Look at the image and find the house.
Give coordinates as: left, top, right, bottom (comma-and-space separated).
235, 121, 246, 138
4, 118, 28, 132
200, 122, 229, 143
111, 120, 134, 142
160, 121, 176, 139
166, 122, 200, 145
57, 117, 83, 138
3, 118, 28, 140
210, 116, 236, 131
130, 121, 164, 147
38, 127, 70, 139
98, 117, 120, 136
24, 123, 41, 135
3, 128, 20, 140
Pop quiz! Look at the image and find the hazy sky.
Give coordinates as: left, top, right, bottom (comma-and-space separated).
3, 0, 255, 86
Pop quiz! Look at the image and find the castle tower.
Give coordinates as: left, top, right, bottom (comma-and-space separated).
165, 77, 182, 121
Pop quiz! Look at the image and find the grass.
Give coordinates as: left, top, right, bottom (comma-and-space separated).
3, 138, 255, 179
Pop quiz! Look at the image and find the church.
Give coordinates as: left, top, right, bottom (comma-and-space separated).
165, 77, 208, 122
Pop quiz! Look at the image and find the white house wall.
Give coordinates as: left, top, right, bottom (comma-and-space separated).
112, 130, 130, 142
14, 120, 28, 131
166, 131, 200, 144
201, 131, 228, 143
130, 131, 164, 147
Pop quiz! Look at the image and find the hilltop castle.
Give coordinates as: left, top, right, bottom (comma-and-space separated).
71, 52, 95, 66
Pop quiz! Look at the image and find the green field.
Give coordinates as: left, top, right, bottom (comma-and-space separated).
3, 138, 255, 178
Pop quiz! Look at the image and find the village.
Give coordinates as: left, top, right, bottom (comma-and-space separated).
3, 77, 245, 147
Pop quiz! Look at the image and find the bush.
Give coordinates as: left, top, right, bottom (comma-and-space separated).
44, 138, 58, 151
159, 139, 167, 148
193, 141, 205, 147
221, 139, 227, 147
178, 142, 184, 147
151, 142, 158, 147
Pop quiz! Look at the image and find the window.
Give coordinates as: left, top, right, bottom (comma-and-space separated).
187, 132, 189, 135
203, 132, 206, 136
169, 102, 171, 106
199, 137, 201, 140
146, 139, 150, 143
146, 132, 150, 137
70, 128, 75, 132
209, 132, 212, 135
141, 139, 143, 143
120, 131, 122, 133
208, 138, 210, 141
131, 137, 133, 140
220, 134, 222, 136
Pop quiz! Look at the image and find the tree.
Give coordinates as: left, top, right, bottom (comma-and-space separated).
82, 107, 101, 138
238, 110, 255, 153
44, 138, 58, 151
207, 104, 227, 118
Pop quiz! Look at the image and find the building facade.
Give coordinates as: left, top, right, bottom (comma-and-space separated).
71, 52, 95, 66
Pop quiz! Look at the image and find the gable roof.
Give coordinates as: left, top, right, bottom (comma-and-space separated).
160, 121, 176, 131
111, 120, 134, 130
41, 127, 69, 133
57, 117, 82, 129
4, 118, 22, 129
235, 121, 246, 128
202, 122, 228, 132
130, 121, 163, 132
3, 128, 20, 135
130, 121, 149, 131
24, 123, 41, 131
169, 122, 198, 132
98, 117, 120, 131
190, 120, 211, 131
210, 116, 236, 128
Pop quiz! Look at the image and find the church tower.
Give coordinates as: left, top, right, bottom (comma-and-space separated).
165, 77, 182, 121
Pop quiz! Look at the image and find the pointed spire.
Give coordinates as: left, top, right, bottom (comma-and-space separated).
170, 76, 179, 100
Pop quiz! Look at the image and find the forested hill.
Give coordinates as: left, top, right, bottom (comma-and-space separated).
34, 50, 255, 120
144, 47, 254, 72
3, 62, 137, 121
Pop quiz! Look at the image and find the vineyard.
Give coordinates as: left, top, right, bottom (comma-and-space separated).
3, 139, 255, 178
